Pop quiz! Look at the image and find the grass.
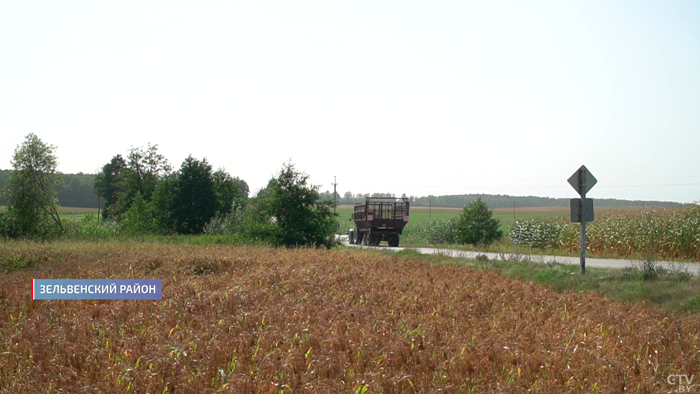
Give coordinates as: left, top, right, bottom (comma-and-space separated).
57, 207, 100, 221
2, 241, 700, 393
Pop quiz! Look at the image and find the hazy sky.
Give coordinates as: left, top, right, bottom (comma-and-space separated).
2, 1, 699, 203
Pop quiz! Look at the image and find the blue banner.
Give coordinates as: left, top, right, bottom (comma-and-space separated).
32, 279, 162, 300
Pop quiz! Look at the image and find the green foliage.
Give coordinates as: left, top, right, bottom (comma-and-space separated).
265, 161, 338, 248
509, 218, 562, 249
455, 197, 503, 245
212, 168, 248, 215
2, 169, 98, 208
124, 143, 172, 202
94, 154, 127, 218
0, 170, 10, 205
93, 145, 249, 238
121, 192, 162, 235
2, 133, 63, 238
56, 173, 99, 207
203, 210, 243, 236
173, 156, 217, 235
402, 216, 460, 244
0, 211, 15, 238
150, 173, 179, 234
97, 144, 171, 219
62, 213, 121, 239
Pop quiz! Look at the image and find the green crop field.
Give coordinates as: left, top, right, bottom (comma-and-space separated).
335, 206, 565, 235
0, 206, 99, 221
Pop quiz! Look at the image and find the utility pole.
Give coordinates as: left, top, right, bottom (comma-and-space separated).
333, 176, 338, 215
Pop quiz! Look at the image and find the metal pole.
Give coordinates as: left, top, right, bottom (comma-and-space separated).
579, 168, 587, 275
333, 176, 337, 215
430, 199, 432, 218
580, 197, 586, 275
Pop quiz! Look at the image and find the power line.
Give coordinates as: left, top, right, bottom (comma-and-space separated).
347, 183, 700, 190
597, 183, 700, 188
349, 175, 700, 185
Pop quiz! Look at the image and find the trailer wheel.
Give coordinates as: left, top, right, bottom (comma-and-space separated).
354, 228, 362, 245
367, 233, 377, 246
388, 234, 400, 247
348, 229, 355, 245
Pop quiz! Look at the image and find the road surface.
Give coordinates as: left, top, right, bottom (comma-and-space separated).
336, 235, 700, 275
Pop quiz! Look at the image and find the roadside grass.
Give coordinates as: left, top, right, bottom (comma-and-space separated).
390, 248, 700, 314
395, 239, 648, 262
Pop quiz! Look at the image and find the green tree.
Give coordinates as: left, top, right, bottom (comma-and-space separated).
57, 174, 98, 207
455, 197, 503, 245
121, 192, 161, 235
2, 133, 63, 237
95, 144, 170, 220
233, 176, 249, 199
94, 154, 127, 219
125, 143, 171, 202
266, 161, 337, 248
0, 170, 13, 205
173, 156, 217, 234
212, 168, 247, 215
151, 172, 179, 234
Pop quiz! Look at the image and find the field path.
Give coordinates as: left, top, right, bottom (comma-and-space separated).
338, 235, 700, 275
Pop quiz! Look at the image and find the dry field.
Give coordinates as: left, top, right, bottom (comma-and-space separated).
58, 207, 100, 213
492, 206, 647, 215
1, 242, 699, 393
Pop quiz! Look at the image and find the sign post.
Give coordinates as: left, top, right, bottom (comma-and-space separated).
567, 165, 597, 274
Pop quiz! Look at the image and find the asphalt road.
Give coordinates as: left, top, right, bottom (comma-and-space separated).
336, 235, 700, 276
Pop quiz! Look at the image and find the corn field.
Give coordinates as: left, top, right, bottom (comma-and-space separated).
401, 216, 459, 245
510, 206, 700, 261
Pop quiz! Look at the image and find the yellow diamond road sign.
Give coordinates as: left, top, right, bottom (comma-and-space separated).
568, 165, 597, 196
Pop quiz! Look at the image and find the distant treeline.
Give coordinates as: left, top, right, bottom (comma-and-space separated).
0, 168, 687, 209
0, 169, 99, 208
409, 194, 686, 209
320, 191, 686, 209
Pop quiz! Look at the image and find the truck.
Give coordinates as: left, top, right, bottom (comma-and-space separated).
347, 197, 409, 247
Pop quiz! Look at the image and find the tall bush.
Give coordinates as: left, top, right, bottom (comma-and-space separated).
266, 161, 337, 248
2, 133, 63, 238
455, 197, 503, 245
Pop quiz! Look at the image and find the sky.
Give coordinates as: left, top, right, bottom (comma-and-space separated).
1, 1, 699, 203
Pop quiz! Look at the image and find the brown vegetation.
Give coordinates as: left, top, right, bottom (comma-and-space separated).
1, 242, 699, 393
